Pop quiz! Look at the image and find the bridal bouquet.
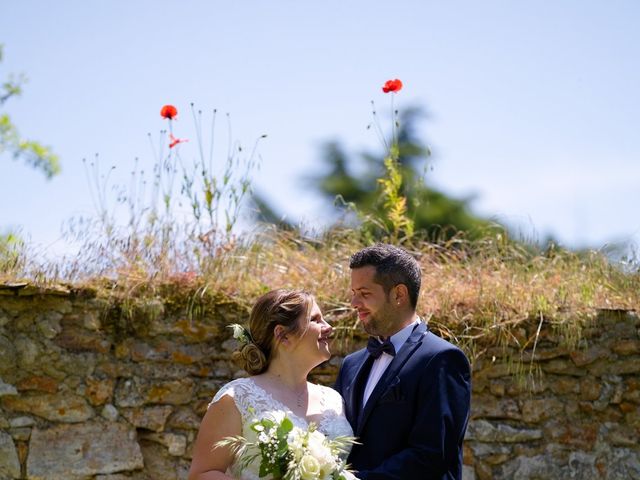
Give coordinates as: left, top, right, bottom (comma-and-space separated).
218, 412, 357, 480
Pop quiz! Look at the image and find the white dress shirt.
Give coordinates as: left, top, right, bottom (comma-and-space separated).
362, 319, 420, 407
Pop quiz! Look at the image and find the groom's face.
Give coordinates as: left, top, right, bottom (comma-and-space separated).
350, 266, 397, 337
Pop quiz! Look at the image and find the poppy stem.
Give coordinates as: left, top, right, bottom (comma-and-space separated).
390, 94, 397, 154
370, 100, 388, 154
226, 113, 233, 163
190, 103, 206, 172
209, 109, 217, 175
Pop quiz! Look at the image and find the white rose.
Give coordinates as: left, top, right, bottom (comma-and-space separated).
308, 431, 325, 448
307, 432, 336, 474
307, 431, 328, 458
299, 454, 321, 480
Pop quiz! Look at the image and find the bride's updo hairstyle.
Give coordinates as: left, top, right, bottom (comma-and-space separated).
232, 289, 314, 375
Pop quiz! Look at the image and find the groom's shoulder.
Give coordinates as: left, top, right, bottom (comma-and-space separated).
421, 329, 464, 354
417, 330, 471, 368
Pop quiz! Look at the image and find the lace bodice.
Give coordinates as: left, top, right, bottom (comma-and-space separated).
209, 377, 354, 480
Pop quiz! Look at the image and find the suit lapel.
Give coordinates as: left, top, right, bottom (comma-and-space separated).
344, 352, 373, 429
356, 322, 427, 436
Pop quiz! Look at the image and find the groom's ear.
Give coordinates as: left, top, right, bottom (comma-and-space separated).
392, 284, 409, 306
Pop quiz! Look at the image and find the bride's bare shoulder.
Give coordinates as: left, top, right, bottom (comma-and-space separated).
208, 377, 252, 408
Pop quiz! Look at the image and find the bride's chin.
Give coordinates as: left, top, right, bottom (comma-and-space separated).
316, 347, 331, 362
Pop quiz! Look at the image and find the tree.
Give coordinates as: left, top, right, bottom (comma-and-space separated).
256, 104, 498, 240
0, 44, 60, 178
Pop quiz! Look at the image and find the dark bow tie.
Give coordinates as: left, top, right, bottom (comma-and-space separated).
367, 337, 396, 359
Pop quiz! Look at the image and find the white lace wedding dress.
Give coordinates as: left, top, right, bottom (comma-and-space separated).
209, 377, 354, 480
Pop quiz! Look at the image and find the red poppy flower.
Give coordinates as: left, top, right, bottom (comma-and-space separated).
160, 104, 178, 120
169, 134, 188, 149
382, 79, 403, 93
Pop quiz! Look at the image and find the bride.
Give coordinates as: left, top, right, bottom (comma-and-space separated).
188, 289, 354, 480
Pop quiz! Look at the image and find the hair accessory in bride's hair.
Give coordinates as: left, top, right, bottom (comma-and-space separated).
228, 323, 254, 345
229, 323, 267, 374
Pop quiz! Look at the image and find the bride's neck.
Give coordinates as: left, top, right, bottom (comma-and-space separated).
264, 357, 309, 389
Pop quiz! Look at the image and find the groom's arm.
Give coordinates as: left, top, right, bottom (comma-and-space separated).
334, 360, 344, 394
356, 348, 471, 480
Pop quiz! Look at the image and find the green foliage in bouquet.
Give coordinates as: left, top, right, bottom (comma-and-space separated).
218, 412, 356, 480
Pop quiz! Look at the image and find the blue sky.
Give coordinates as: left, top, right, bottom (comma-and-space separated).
1, 1, 639, 257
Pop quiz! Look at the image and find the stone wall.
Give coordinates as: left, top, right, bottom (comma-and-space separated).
0, 285, 638, 479
466, 309, 640, 479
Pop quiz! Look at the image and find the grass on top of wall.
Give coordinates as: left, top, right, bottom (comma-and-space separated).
1, 225, 638, 367
0, 225, 640, 356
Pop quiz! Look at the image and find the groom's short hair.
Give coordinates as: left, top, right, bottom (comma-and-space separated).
350, 243, 421, 309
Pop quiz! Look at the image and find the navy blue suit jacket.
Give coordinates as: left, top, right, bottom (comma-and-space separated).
334, 322, 471, 480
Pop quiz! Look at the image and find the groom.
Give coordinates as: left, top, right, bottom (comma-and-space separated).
335, 244, 471, 480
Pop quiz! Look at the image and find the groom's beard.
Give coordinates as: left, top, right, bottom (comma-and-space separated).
362, 301, 396, 338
